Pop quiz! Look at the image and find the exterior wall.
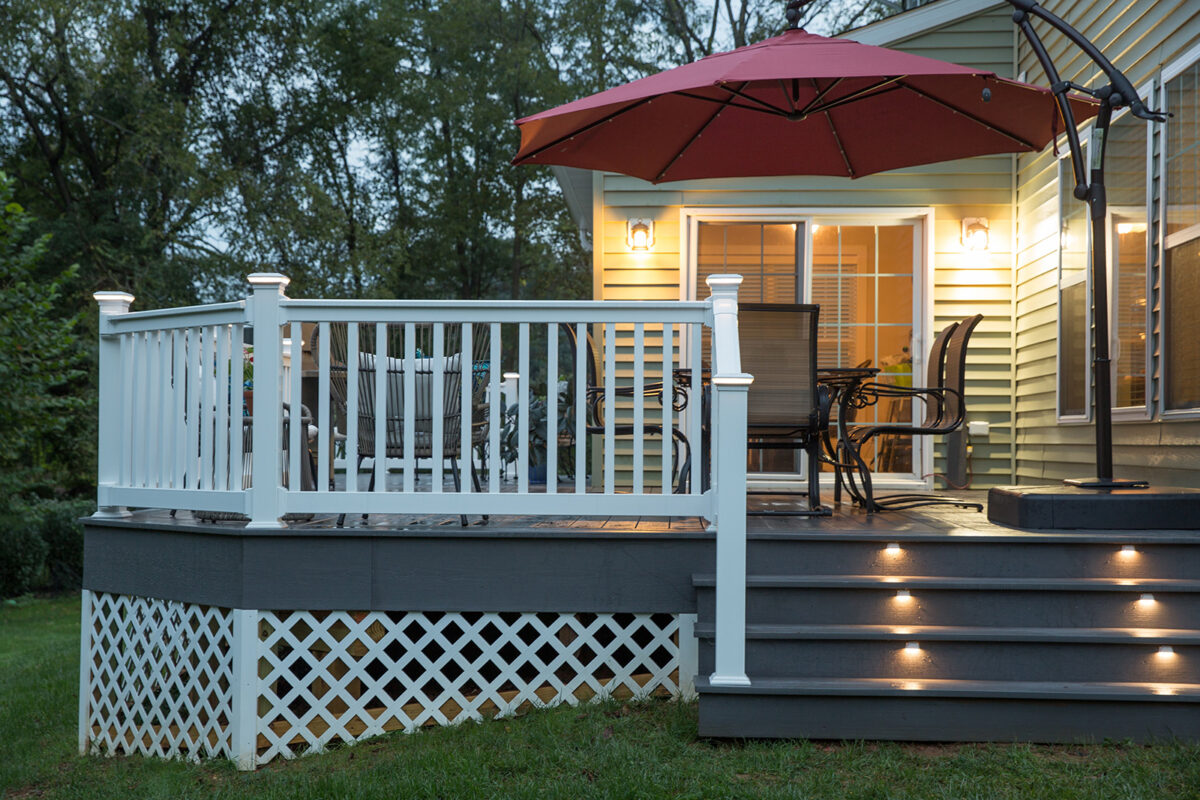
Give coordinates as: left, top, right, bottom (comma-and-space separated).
594, 5, 1020, 488
1013, 0, 1200, 486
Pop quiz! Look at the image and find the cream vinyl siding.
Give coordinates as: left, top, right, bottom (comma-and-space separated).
595, 7, 1020, 488
1013, 0, 1200, 486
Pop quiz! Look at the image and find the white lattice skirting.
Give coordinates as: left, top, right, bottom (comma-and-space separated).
80, 591, 690, 768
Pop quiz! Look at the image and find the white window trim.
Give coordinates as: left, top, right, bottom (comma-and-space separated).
1056, 135, 1093, 424
679, 205, 935, 490
1158, 50, 1200, 420
1108, 92, 1155, 423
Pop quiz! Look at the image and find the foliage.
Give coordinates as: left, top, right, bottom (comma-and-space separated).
0, 172, 89, 506
33, 498, 94, 591
5, 595, 1200, 798
0, 517, 48, 598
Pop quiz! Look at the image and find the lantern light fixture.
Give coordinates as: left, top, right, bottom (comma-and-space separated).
627, 218, 654, 251
961, 217, 990, 251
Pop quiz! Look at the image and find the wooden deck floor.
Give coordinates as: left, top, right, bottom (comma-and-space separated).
152, 488, 1001, 535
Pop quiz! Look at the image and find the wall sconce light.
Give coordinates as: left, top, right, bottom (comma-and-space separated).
961, 217, 989, 251
627, 218, 654, 251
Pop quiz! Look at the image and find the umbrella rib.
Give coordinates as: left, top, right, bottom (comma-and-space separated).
715, 83, 790, 116
897, 80, 1039, 149
674, 91, 789, 118
822, 108, 857, 178
514, 96, 658, 163
654, 84, 747, 182
797, 77, 844, 116
805, 77, 904, 115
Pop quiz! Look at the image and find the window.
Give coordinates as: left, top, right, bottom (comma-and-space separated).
1107, 109, 1150, 413
1163, 58, 1200, 411
1058, 147, 1091, 420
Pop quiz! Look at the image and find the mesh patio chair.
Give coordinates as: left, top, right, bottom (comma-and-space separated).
843, 314, 985, 513
559, 323, 692, 493
739, 303, 832, 516
317, 324, 490, 527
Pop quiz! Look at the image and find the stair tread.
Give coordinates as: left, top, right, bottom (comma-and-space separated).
692, 622, 1200, 643
695, 675, 1200, 701
693, 573, 1200, 591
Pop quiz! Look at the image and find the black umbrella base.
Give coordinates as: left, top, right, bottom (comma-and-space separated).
988, 484, 1200, 530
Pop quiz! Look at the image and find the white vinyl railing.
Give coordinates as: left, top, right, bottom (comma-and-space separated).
94, 273, 751, 686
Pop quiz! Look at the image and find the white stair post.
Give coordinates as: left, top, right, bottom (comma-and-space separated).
246, 273, 289, 529
93, 291, 135, 518
706, 274, 752, 688
230, 608, 260, 770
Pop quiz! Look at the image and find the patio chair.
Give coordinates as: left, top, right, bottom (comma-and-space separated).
318, 324, 490, 527
842, 314, 985, 513
558, 323, 692, 493
739, 303, 832, 516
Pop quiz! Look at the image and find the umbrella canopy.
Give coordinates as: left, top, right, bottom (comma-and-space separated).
513, 28, 1097, 182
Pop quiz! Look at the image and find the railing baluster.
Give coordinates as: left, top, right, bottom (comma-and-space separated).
488, 324, 500, 493
158, 330, 172, 488
230, 325, 244, 492
173, 330, 187, 489
633, 322, 644, 495
662, 323, 673, 494
604, 323, 615, 494
215, 326, 230, 491
460, 322, 472, 495
431, 322, 444, 493
346, 323, 359, 493
403, 322, 416, 493
575, 323, 585, 494
374, 323, 387, 498
187, 328, 202, 489
546, 324, 557, 495
290, 323, 303, 495
518, 323, 529, 494
146, 332, 162, 487
132, 331, 147, 487
200, 326, 215, 491
118, 332, 132, 486
690, 322, 703, 496
317, 322, 330, 494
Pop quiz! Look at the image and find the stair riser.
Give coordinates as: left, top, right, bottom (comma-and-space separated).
697, 587, 1200, 629
745, 541, 1200, 579
697, 692, 1200, 742
697, 639, 1200, 683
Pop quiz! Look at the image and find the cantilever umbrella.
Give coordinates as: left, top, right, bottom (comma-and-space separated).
513, 26, 1097, 182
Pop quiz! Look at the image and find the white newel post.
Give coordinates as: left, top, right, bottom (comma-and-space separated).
93, 291, 135, 518
705, 275, 752, 687
246, 273, 289, 529
230, 608, 260, 770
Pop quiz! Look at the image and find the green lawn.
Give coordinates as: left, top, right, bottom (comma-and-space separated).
3, 595, 1199, 800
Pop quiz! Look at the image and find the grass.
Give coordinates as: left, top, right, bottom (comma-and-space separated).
3, 595, 1200, 800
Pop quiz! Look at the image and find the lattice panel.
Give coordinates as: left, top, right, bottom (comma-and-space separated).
84, 592, 234, 761
255, 611, 680, 763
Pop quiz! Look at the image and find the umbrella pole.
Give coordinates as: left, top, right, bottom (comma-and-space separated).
1007, 0, 1163, 489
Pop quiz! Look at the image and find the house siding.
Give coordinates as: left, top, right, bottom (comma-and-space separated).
1013, 0, 1200, 486
595, 6, 1020, 489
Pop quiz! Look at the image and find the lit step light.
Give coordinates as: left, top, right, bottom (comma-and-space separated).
1138, 593, 1157, 605
1157, 646, 1176, 658
1119, 545, 1138, 557
904, 642, 921, 655
894, 589, 913, 603
885, 543, 902, 556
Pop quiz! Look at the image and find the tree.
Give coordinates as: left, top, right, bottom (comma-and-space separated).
0, 171, 88, 505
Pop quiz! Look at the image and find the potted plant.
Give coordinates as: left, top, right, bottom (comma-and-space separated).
501, 386, 573, 484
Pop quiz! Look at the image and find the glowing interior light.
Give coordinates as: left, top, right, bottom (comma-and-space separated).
885, 543, 902, 556
895, 589, 913, 603
1138, 593, 1157, 605
904, 642, 921, 655
1157, 646, 1175, 658
1119, 545, 1138, 557
1116, 222, 1147, 235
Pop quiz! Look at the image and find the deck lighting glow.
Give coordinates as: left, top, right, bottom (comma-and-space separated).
1157, 646, 1176, 658
1119, 545, 1138, 558
895, 589, 913, 603
903, 642, 921, 655
1138, 593, 1156, 606
884, 543, 902, 556
901, 681, 922, 690
1155, 685, 1177, 696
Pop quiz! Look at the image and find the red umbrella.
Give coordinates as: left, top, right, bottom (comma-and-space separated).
513, 27, 1096, 182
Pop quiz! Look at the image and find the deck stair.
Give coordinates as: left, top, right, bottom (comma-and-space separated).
693, 529, 1200, 742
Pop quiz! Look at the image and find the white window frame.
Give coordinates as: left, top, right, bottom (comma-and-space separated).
1107, 89, 1155, 422
1159, 42, 1200, 419
679, 205, 934, 491
1056, 134, 1093, 424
